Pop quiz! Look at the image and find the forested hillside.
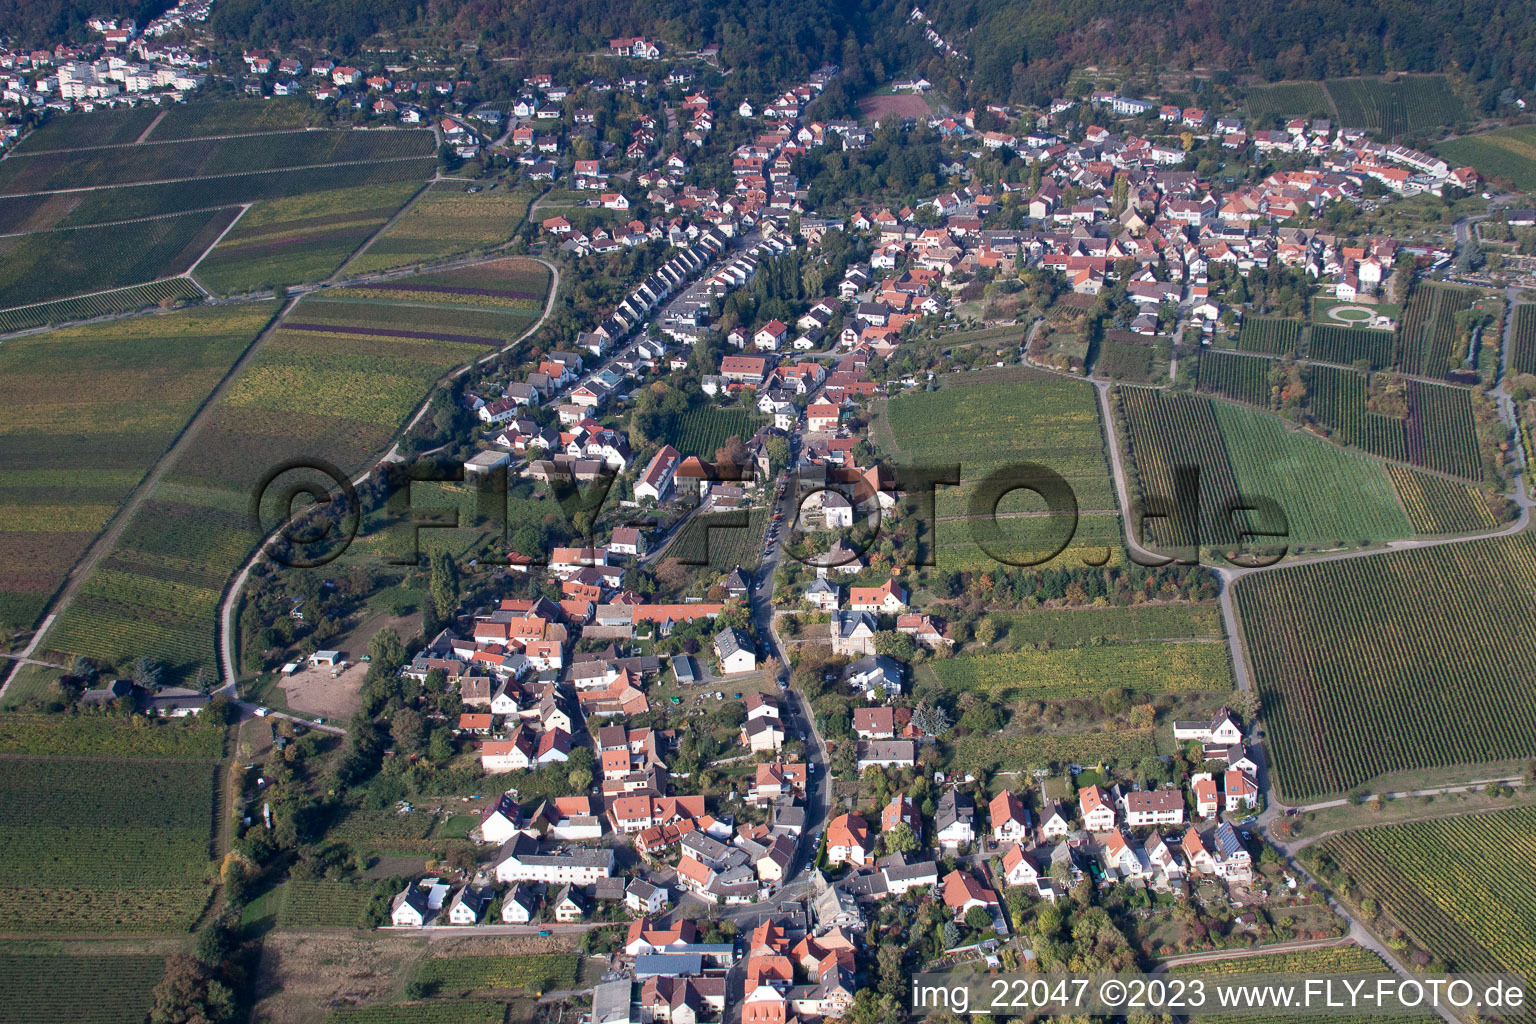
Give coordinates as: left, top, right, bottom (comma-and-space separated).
4, 0, 1533, 119
924, 0, 1534, 113
0, 0, 173, 46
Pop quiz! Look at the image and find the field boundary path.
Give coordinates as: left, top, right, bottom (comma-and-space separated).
134, 110, 167, 144
184, 203, 251, 292
0, 202, 253, 241
330, 177, 437, 278
0, 276, 209, 338
215, 256, 561, 693
0, 614, 61, 686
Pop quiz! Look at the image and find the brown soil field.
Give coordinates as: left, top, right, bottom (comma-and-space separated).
857, 93, 931, 121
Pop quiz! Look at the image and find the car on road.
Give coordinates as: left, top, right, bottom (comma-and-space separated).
253, 707, 270, 717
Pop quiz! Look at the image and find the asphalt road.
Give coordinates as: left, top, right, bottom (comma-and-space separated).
749, 430, 834, 880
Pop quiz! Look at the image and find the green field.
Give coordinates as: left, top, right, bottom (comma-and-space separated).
53, 158, 439, 227
668, 508, 768, 570
273, 879, 375, 929
0, 208, 238, 308
1117, 387, 1243, 551
922, 640, 1232, 701
1212, 401, 1412, 546
345, 185, 535, 274
1236, 316, 1301, 356
1324, 75, 1469, 136
1386, 465, 1498, 533
1244, 82, 1331, 121
290, 297, 540, 344
0, 279, 204, 334
1172, 945, 1388, 1024
40, 263, 550, 676
1304, 808, 1536, 1000
0, 714, 225, 759
949, 725, 1158, 776
662, 403, 768, 458
324, 805, 437, 845
193, 180, 425, 294
0, 130, 431, 195
325, 1002, 513, 1024
0, 747, 220, 934
0, 947, 167, 1023
1510, 304, 1536, 376
1235, 533, 1536, 800
930, 511, 1124, 571
0, 304, 274, 637
1245, 75, 1467, 137
338, 258, 550, 313
0, 756, 215, 889
989, 603, 1224, 646
1437, 125, 1536, 189
1411, 379, 1483, 479
1117, 388, 1413, 552
1304, 363, 1408, 462
411, 953, 580, 993
146, 99, 329, 141
1396, 284, 1477, 380
1094, 338, 1157, 382
1303, 364, 1482, 479
1197, 349, 1272, 407
1306, 323, 1396, 369
884, 369, 1114, 518
13, 107, 163, 152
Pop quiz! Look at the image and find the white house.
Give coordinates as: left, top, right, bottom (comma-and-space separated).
1173, 708, 1242, 746
447, 885, 492, 924
390, 886, 430, 927
626, 878, 667, 916
1224, 769, 1260, 813
849, 577, 907, 614
636, 444, 681, 502
804, 577, 840, 611
1121, 789, 1187, 828
501, 884, 537, 923
934, 790, 976, 849
478, 793, 523, 845
1078, 785, 1116, 832
1002, 843, 1042, 891
753, 319, 789, 350
1040, 801, 1071, 839
825, 813, 870, 866
714, 627, 757, 674
990, 791, 1031, 842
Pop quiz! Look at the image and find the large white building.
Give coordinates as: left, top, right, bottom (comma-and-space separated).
494, 833, 614, 884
